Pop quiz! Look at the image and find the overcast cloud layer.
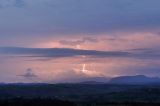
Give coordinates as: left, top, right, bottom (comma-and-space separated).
0, 0, 160, 38
0, 0, 160, 83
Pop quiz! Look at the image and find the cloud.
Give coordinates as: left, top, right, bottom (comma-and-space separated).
0, 0, 25, 8
14, 0, 25, 7
0, 46, 160, 60
0, 0, 160, 39
59, 37, 98, 46
18, 68, 37, 78
0, 47, 130, 58
127, 47, 160, 59
50, 68, 104, 83
52, 69, 87, 83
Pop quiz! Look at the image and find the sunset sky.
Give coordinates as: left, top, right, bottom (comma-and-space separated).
0, 0, 160, 83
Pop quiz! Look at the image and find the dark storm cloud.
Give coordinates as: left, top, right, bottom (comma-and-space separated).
0, 0, 160, 39
128, 47, 160, 59
0, 46, 160, 59
18, 68, 37, 78
0, 47, 130, 58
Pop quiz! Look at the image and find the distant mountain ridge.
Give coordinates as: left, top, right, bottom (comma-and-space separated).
109, 75, 160, 84
77, 81, 105, 84
76, 75, 160, 85
0, 75, 160, 85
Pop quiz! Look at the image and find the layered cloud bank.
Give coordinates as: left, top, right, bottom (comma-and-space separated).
0, 47, 160, 59
0, 47, 130, 58
0, 0, 160, 82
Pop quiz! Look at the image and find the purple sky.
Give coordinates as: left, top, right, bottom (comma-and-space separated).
0, 0, 160, 83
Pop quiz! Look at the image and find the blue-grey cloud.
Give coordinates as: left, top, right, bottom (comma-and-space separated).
0, 47, 130, 58
127, 47, 160, 59
0, 0, 25, 8
0, 47, 160, 59
0, 0, 160, 40
18, 68, 37, 78
14, 0, 25, 7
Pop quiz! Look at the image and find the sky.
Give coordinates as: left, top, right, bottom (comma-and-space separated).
0, 0, 160, 83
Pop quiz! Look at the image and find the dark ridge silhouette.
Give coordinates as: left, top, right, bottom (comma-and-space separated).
109, 75, 160, 84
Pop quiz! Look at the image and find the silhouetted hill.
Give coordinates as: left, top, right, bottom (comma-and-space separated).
73, 75, 160, 85
109, 75, 160, 84
80, 77, 110, 83
78, 81, 105, 84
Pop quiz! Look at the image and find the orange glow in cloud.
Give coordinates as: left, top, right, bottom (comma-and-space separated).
30, 32, 160, 53
7, 32, 158, 82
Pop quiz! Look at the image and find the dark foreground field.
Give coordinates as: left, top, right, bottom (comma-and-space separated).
1, 84, 160, 106
1, 98, 160, 106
